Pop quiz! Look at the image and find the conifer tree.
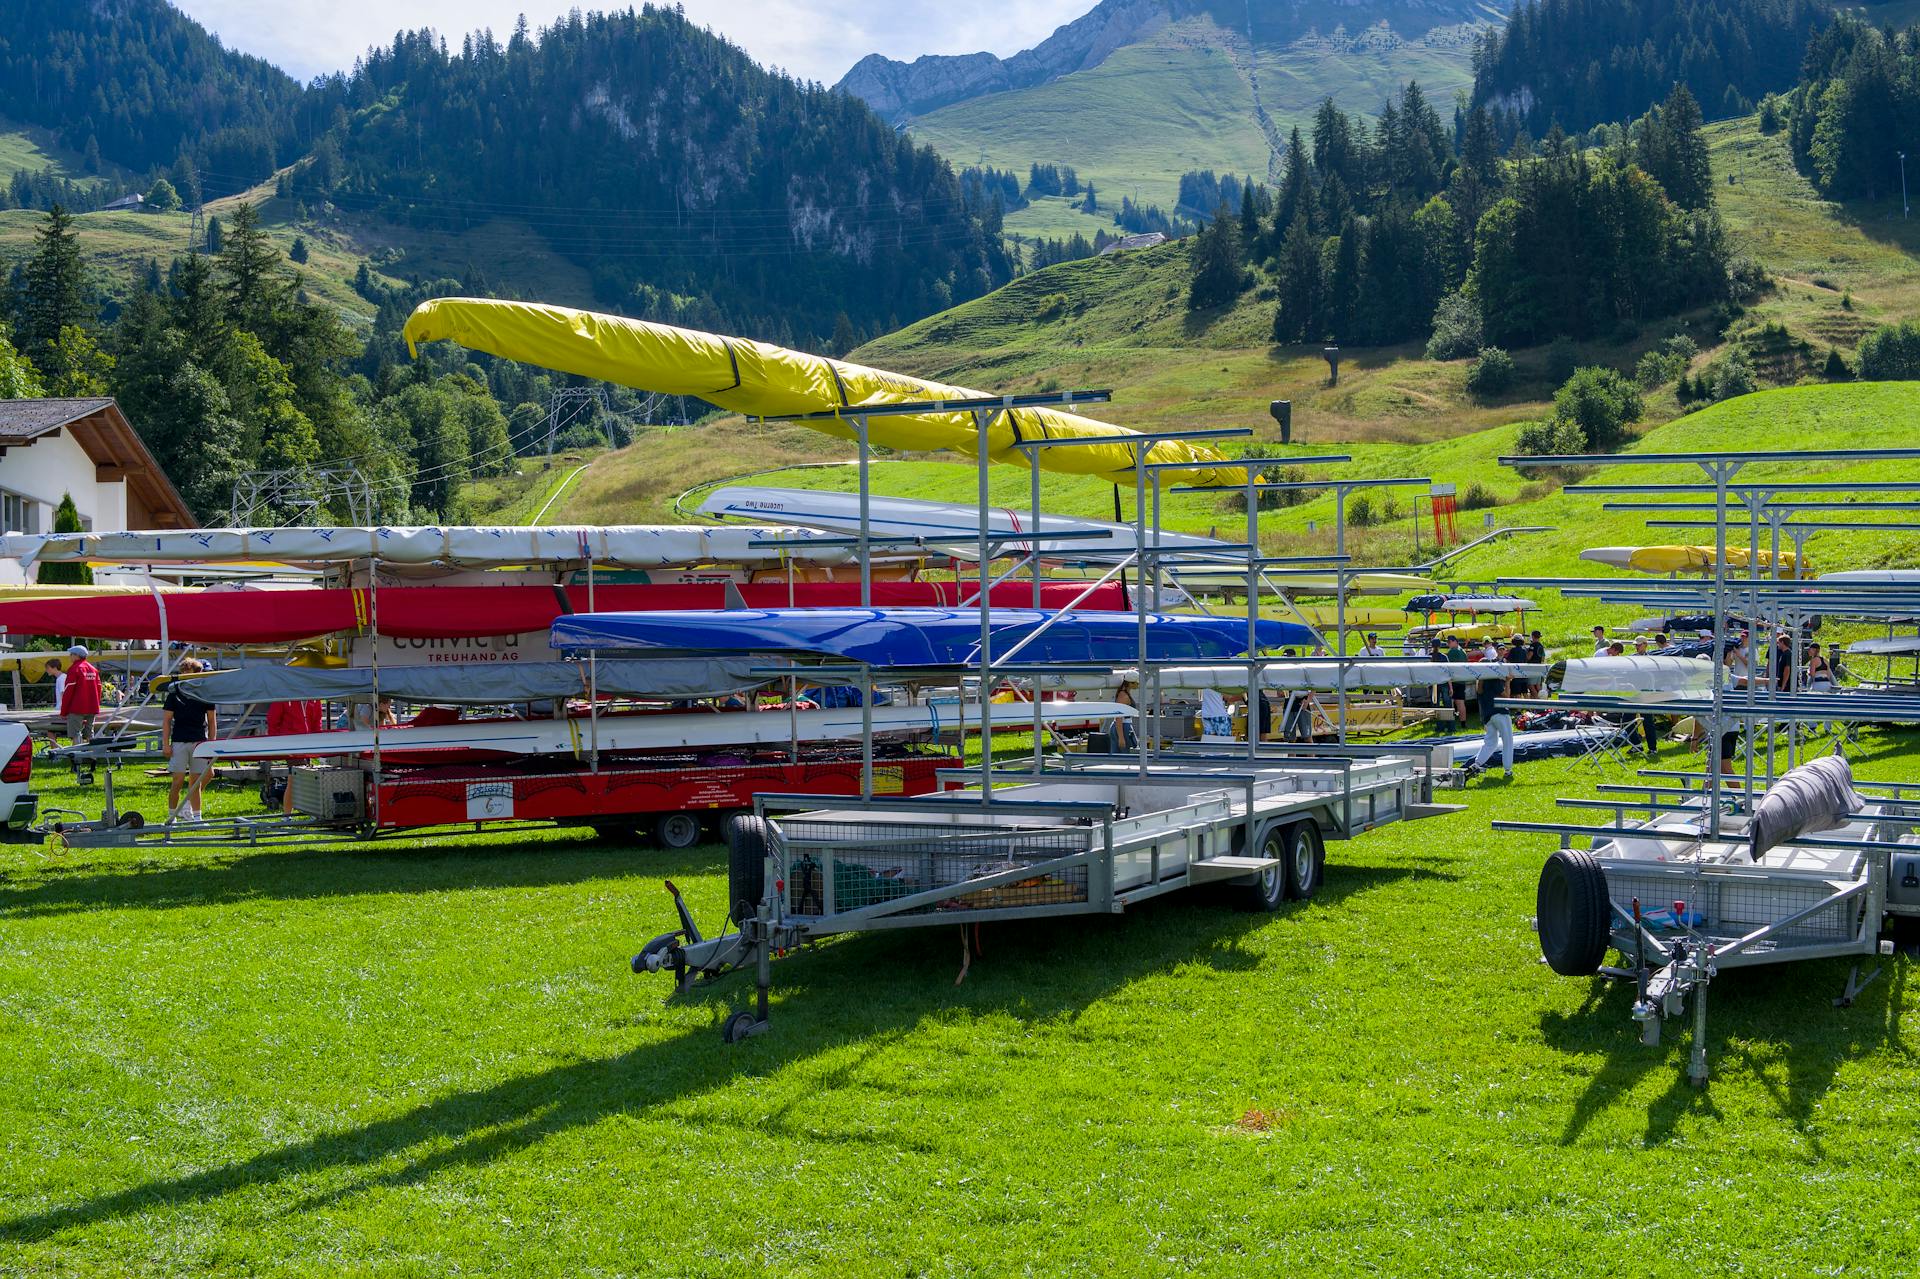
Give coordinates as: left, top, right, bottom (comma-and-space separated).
18, 205, 92, 371
36, 495, 92, 586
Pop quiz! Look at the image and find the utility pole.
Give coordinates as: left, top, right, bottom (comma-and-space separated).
1901, 151, 1910, 219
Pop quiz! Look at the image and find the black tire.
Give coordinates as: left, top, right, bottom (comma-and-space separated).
721, 1010, 760, 1043
654, 811, 704, 850
1238, 822, 1289, 911
726, 814, 770, 918
1537, 849, 1611, 976
1283, 821, 1326, 901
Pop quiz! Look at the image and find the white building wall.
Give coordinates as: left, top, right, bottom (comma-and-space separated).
1, 429, 108, 529
0, 427, 132, 586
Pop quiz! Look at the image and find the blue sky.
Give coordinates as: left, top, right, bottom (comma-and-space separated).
172, 0, 1092, 86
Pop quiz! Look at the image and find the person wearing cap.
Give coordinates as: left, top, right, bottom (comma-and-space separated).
58, 645, 102, 744
1359, 632, 1386, 658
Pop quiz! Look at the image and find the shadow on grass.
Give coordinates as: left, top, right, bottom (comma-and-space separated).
0, 859, 1421, 1241
0, 837, 723, 919
1544, 955, 1911, 1149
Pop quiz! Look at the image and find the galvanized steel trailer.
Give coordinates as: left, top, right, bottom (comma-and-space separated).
635, 746, 1459, 1042
1504, 784, 1918, 1086
1497, 444, 1920, 1086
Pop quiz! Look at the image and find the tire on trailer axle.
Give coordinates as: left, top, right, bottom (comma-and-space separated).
1283, 821, 1325, 901
1537, 849, 1611, 976
654, 811, 704, 850
1237, 821, 1289, 911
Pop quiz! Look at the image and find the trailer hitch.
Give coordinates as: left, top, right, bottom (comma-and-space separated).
633, 879, 705, 986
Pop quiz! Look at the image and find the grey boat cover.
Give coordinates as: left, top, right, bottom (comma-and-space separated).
1750, 753, 1867, 860
188, 658, 783, 705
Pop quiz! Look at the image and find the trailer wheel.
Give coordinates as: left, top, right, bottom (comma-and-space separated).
1238, 823, 1289, 911
721, 1010, 761, 1043
1284, 822, 1325, 901
726, 815, 769, 919
1537, 849, 1610, 976
653, 811, 703, 850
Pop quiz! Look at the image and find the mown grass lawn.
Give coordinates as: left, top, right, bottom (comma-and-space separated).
3, 732, 1918, 1275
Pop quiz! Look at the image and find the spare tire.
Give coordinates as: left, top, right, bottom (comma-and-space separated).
725, 814, 770, 919
1537, 849, 1611, 976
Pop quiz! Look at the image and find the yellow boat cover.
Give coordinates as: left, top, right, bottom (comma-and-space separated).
1628, 545, 1801, 574
403, 299, 1234, 485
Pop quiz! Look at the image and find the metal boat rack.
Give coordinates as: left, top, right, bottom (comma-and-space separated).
637, 392, 1471, 1041
1497, 445, 1920, 1084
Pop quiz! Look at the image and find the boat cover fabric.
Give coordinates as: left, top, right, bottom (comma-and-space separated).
1151, 661, 1546, 692
1403, 594, 1537, 615
0, 524, 853, 569
0, 580, 1129, 642
1847, 635, 1920, 655
1556, 655, 1720, 695
1581, 545, 1799, 574
696, 485, 1229, 559
552, 608, 1311, 665
186, 658, 779, 705
402, 298, 1234, 485
1750, 754, 1867, 859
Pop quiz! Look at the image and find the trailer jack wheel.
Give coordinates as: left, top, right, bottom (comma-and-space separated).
721, 1010, 767, 1043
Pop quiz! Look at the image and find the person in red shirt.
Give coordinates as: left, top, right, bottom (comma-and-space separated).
265, 699, 325, 813
58, 645, 103, 744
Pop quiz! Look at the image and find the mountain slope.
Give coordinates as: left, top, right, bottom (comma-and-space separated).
0, 3, 1014, 350
840, 0, 1506, 204
0, 0, 310, 192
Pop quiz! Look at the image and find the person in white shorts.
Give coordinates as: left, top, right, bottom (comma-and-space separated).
1198, 687, 1232, 737
161, 659, 218, 822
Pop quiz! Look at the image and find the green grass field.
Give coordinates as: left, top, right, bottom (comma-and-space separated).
1002, 195, 1116, 245
0, 116, 124, 185
4, 726, 1918, 1273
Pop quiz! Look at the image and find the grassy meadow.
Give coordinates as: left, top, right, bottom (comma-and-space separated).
905, 15, 1485, 208
3, 727, 1918, 1274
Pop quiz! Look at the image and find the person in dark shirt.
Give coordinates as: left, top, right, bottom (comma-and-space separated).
1467, 660, 1515, 780
161, 659, 218, 822
1445, 637, 1470, 724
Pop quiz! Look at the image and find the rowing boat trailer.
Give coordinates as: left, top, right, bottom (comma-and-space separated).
635, 742, 1461, 1041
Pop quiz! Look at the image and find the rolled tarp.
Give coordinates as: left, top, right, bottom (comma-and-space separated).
1749, 754, 1866, 860
184, 658, 783, 705
401, 299, 1235, 485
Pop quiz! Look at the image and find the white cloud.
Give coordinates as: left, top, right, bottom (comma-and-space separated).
173, 0, 1093, 86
